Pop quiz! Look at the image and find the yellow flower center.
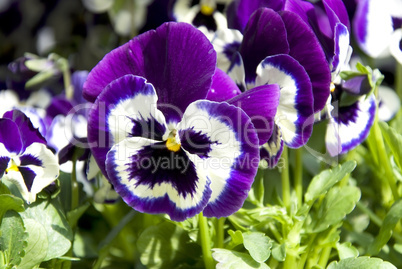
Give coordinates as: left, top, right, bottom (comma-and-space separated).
200, 4, 214, 16
330, 82, 336, 92
6, 160, 19, 173
166, 136, 181, 152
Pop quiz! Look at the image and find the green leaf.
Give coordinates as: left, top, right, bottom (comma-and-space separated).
271, 243, 286, 262
227, 230, 243, 249
212, 248, 270, 269
336, 242, 359, 260
67, 202, 90, 229
18, 219, 48, 269
379, 121, 402, 170
0, 194, 25, 222
137, 221, 201, 269
327, 256, 396, 269
367, 199, 402, 255
305, 161, 356, 204
0, 211, 27, 266
242, 232, 272, 263
309, 186, 361, 233
19, 200, 73, 261
0, 182, 11, 195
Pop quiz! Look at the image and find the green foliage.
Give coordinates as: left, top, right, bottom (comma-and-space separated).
327, 256, 396, 269
212, 249, 270, 269
242, 232, 273, 262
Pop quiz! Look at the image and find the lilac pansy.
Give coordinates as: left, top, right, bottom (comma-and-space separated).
0, 109, 59, 203
83, 22, 279, 221
212, 6, 330, 166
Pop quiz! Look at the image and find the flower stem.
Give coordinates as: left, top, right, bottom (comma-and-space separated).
395, 61, 402, 100
281, 146, 291, 211
71, 155, 79, 211
199, 212, 215, 269
215, 217, 225, 248
294, 148, 303, 207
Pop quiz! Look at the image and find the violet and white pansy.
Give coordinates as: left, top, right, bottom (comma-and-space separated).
83, 22, 279, 221
0, 109, 59, 203
212, 6, 331, 166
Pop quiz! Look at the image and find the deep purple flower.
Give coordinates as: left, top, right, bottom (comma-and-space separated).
83, 22, 279, 221
213, 6, 330, 166
0, 109, 59, 203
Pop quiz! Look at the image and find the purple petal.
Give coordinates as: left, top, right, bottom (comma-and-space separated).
177, 100, 260, 218
212, 29, 243, 73
46, 96, 74, 119
353, 0, 393, 58
260, 124, 284, 168
207, 68, 242, 102
87, 75, 168, 178
284, 0, 315, 25
227, 84, 280, 145
331, 23, 351, 77
3, 109, 47, 151
256, 54, 314, 148
341, 75, 371, 95
83, 22, 216, 122
226, 0, 285, 33
106, 138, 212, 221
239, 8, 290, 85
280, 10, 331, 113
0, 144, 10, 176
0, 118, 22, 154
330, 94, 376, 155
323, 0, 351, 31
72, 70, 89, 105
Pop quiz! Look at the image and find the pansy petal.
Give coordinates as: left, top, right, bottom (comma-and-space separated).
260, 124, 284, 168
20, 143, 59, 203
207, 68, 242, 102
331, 94, 376, 155
323, 0, 350, 31
226, 0, 285, 32
72, 70, 89, 105
390, 28, 402, 65
256, 54, 314, 148
280, 10, 331, 113
341, 75, 371, 96
106, 137, 211, 221
0, 118, 22, 154
0, 143, 10, 176
212, 29, 243, 73
84, 22, 216, 121
239, 8, 290, 85
228, 52, 247, 92
88, 74, 168, 177
378, 86, 401, 122
3, 109, 47, 151
353, 0, 393, 58
227, 84, 280, 145
177, 100, 259, 218
332, 23, 352, 78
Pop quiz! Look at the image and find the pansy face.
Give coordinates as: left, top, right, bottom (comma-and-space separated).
0, 110, 59, 203
85, 22, 273, 221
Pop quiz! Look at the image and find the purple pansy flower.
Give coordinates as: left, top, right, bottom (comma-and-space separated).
83, 22, 279, 221
212, 6, 330, 166
0, 109, 59, 203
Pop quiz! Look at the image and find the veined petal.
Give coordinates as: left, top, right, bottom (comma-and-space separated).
227, 84, 280, 145
239, 8, 289, 85
84, 22, 216, 121
19, 143, 59, 203
323, 0, 351, 32
330, 94, 376, 155
88, 74, 168, 177
207, 68, 242, 102
105, 137, 211, 221
226, 0, 285, 32
212, 29, 243, 73
0, 118, 22, 154
260, 124, 284, 168
280, 10, 331, 113
353, 0, 393, 58
177, 100, 259, 218
256, 54, 314, 148
3, 109, 47, 151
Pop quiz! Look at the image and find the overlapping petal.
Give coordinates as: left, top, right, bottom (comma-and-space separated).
83, 22, 216, 123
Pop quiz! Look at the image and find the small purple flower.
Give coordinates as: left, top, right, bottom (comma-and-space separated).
0, 109, 59, 203
83, 22, 278, 221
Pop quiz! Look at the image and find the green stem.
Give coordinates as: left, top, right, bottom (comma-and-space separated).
298, 234, 316, 269
281, 146, 291, 211
317, 246, 332, 268
71, 156, 79, 211
199, 212, 215, 269
294, 148, 303, 207
215, 218, 225, 248
283, 253, 297, 269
